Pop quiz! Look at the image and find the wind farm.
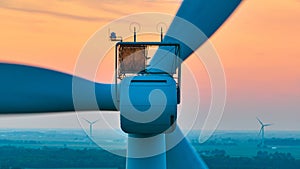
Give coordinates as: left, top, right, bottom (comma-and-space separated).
0, 0, 299, 169
0, 129, 299, 169
0, 0, 243, 168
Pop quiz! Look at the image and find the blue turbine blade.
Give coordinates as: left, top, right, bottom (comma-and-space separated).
0, 63, 117, 113
167, 0, 242, 60
149, 0, 242, 73
166, 128, 208, 169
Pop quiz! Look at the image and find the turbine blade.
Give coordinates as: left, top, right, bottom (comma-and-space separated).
256, 117, 264, 125
92, 118, 101, 124
172, 0, 242, 61
0, 63, 117, 113
264, 123, 273, 127
149, 0, 242, 73
166, 127, 208, 169
83, 118, 92, 124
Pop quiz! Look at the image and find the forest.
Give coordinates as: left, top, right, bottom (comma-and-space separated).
0, 146, 299, 169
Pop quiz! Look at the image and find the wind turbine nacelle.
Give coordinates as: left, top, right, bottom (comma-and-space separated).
120, 75, 177, 134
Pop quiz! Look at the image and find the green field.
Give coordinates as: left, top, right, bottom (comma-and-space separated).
194, 143, 300, 159
25, 168, 117, 169
1, 129, 300, 169
1, 129, 300, 159
189, 130, 300, 159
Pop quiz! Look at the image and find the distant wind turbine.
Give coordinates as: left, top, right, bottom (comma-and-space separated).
256, 117, 272, 148
82, 118, 100, 137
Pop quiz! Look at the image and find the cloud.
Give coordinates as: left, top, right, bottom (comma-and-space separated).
0, 0, 181, 22
0, 6, 113, 22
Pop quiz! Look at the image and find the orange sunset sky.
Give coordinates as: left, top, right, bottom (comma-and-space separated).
0, 0, 299, 130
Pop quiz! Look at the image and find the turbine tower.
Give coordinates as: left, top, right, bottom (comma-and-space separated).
83, 118, 99, 137
256, 117, 272, 148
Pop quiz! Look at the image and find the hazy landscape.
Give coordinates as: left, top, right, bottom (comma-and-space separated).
0, 129, 299, 169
